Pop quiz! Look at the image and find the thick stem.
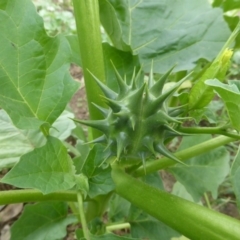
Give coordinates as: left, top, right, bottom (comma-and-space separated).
134, 135, 235, 177
0, 189, 78, 205
72, 0, 106, 138
112, 164, 240, 240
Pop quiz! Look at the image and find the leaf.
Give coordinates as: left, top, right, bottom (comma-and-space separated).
77, 232, 138, 240
81, 144, 115, 198
0, 109, 45, 170
11, 202, 76, 240
0, 109, 76, 170
0, 0, 79, 129
100, 0, 231, 73
189, 100, 225, 124
50, 110, 76, 140
108, 194, 131, 222
1, 136, 76, 194
213, 0, 240, 12
170, 135, 230, 202
142, 172, 164, 190
128, 205, 180, 240
231, 146, 240, 210
206, 79, 240, 131
172, 182, 195, 202
66, 35, 140, 92
189, 48, 233, 110
102, 43, 140, 92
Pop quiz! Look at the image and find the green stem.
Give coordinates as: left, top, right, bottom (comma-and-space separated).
106, 222, 131, 232
77, 192, 90, 240
134, 135, 235, 177
177, 126, 240, 140
72, 0, 106, 138
112, 164, 240, 240
0, 189, 78, 205
204, 192, 212, 209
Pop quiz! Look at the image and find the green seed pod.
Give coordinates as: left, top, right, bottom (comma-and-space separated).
74, 67, 190, 164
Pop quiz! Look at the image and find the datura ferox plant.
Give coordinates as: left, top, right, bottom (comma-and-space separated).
74, 66, 189, 165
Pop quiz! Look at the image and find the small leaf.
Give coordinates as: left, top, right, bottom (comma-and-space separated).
206, 79, 240, 131
11, 202, 76, 240
231, 146, 240, 210
170, 135, 230, 202
1, 136, 76, 194
81, 144, 115, 198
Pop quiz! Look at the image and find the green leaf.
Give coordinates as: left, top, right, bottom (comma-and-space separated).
11, 202, 76, 240
206, 79, 240, 131
170, 135, 230, 202
66, 35, 140, 92
0, 109, 76, 170
189, 48, 233, 110
77, 232, 138, 240
0, 0, 79, 129
172, 182, 195, 202
0, 109, 45, 170
50, 110, 76, 140
108, 194, 131, 222
231, 146, 240, 210
1, 136, 76, 194
102, 43, 140, 92
81, 144, 115, 198
189, 100, 225, 124
214, 0, 240, 12
100, 0, 231, 73
128, 205, 180, 240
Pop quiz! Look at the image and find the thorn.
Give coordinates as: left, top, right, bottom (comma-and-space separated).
127, 83, 146, 113
85, 135, 106, 144
154, 143, 187, 166
150, 65, 176, 97
92, 103, 109, 117
142, 136, 156, 156
72, 118, 109, 134
145, 72, 192, 116
116, 132, 129, 159
129, 115, 137, 130
88, 70, 117, 99
102, 96, 121, 113
111, 61, 128, 96
138, 151, 147, 175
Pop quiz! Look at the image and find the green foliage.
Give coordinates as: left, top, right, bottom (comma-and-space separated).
81, 144, 115, 198
100, 0, 231, 73
206, 79, 240, 131
0, 0, 79, 129
1, 0, 240, 239
2, 136, 76, 194
170, 135, 230, 201
11, 202, 76, 240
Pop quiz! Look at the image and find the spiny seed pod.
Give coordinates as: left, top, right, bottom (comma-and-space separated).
74, 66, 190, 164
